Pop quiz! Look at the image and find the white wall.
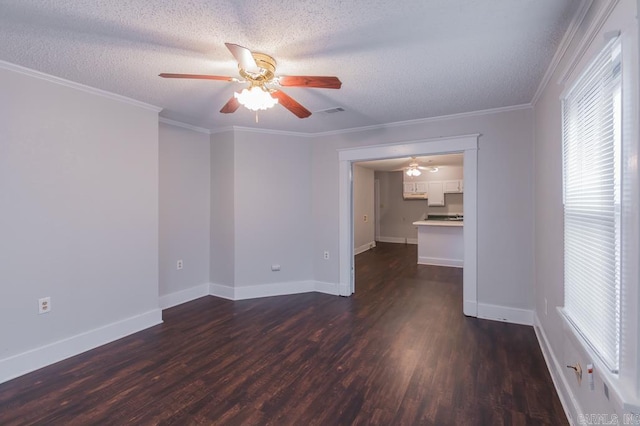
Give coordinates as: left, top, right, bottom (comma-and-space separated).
233, 130, 313, 287
210, 130, 235, 288
159, 123, 210, 298
312, 107, 534, 311
352, 164, 375, 250
0, 65, 161, 382
533, 0, 639, 420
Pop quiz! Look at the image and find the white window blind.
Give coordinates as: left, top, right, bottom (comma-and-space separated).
562, 37, 622, 372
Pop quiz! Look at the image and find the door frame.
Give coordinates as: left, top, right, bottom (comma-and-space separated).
338, 134, 479, 317
374, 178, 381, 241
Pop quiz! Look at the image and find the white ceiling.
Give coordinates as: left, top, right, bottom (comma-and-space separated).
0, 0, 580, 133
357, 153, 463, 172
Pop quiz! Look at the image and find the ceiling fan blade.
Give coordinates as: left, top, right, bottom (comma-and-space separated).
225, 43, 259, 73
220, 96, 241, 114
272, 90, 312, 118
278, 76, 342, 89
159, 73, 236, 81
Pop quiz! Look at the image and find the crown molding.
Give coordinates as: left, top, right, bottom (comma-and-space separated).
0, 60, 161, 112
531, 0, 594, 106
159, 117, 211, 134
557, 0, 620, 86
208, 125, 235, 135
311, 104, 532, 138
209, 125, 312, 138
231, 126, 313, 138
206, 104, 531, 139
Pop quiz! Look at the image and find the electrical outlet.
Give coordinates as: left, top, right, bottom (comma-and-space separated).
323, 251, 330, 260
38, 297, 51, 314
176, 259, 183, 270
271, 264, 281, 271
363, 215, 368, 222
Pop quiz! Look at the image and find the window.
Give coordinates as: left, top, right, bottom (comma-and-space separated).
562, 37, 622, 372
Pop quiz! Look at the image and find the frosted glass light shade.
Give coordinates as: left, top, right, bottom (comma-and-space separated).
234, 87, 278, 111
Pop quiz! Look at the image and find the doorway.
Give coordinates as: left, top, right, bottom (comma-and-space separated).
338, 134, 479, 317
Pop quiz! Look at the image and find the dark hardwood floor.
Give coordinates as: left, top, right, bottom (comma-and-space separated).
0, 242, 567, 425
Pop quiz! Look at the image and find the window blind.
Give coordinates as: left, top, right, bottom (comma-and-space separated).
562, 37, 622, 372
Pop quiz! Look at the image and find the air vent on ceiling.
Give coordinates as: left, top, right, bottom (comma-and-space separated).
317, 107, 345, 114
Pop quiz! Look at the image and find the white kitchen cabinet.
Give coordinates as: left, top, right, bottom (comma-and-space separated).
403, 182, 416, 194
427, 181, 445, 206
415, 181, 429, 193
403, 181, 428, 199
443, 179, 463, 193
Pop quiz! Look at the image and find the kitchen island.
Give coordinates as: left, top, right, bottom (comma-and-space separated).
412, 220, 463, 267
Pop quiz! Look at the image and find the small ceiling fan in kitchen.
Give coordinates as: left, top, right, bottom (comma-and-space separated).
396, 157, 439, 177
159, 43, 342, 119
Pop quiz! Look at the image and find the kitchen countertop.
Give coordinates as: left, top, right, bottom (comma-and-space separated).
413, 220, 464, 227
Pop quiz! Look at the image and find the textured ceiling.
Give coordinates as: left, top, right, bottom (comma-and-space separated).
0, 0, 580, 133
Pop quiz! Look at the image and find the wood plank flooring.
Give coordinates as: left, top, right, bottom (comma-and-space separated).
0, 242, 567, 425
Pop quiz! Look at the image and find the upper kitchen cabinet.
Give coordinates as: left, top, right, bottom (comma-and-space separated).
427, 181, 445, 206
403, 182, 415, 194
403, 181, 428, 199
444, 179, 464, 193
415, 181, 428, 193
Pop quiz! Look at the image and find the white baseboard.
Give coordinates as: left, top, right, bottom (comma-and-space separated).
164, 281, 341, 303
209, 281, 331, 300
377, 236, 418, 245
418, 256, 463, 268
354, 241, 376, 255
0, 309, 162, 385
234, 280, 316, 300
534, 313, 577, 425
477, 303, 534, 326
377, 236, 407, 244
209, 283, 235, 300
159, 283, 209, 309
314, 281, 340, 296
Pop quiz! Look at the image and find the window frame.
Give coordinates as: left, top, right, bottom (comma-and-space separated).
561, 36, 622, 373
558, 23, 640, 412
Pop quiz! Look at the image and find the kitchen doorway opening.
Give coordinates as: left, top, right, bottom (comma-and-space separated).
338, 134, 479, 317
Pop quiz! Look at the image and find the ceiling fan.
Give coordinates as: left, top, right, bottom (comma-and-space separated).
159, 43, 342, 119
395, 157, 438, 176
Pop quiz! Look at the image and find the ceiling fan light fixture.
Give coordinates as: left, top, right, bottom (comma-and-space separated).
161, 43, 341, 119
234, 86, 278, 111
406, 167, 421, 177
